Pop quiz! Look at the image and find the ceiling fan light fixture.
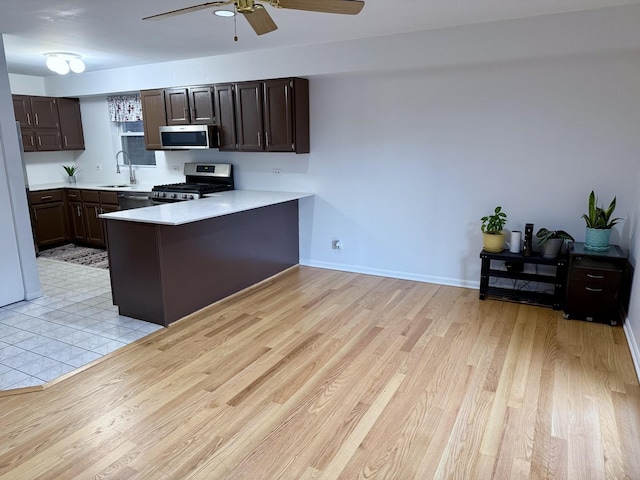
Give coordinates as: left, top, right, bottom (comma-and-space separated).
44, 52, 85, 75
214, 9, 235, 17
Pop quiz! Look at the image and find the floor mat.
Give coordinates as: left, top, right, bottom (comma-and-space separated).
38, 243, 109, 269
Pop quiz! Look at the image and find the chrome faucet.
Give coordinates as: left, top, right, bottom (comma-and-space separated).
115, 150, 137, 184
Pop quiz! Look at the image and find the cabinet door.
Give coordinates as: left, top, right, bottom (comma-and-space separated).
32, 203, 67, 246
30, 97, 60, 129
58, 98, 85, 150
263, 79, 294, 152
67, 201, 86, 242
12, 95, 33, 128
141, 89, 167, 150
214, 84, 237, 151
21, 130, 36, 152
165, 88, 190, 125
83, 202, 105, 245
35, 130, 62, 151
189, 86, 215, 124
234, 82, 264, 151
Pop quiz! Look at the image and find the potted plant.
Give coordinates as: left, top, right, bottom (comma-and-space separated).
481, 206, 507, 253
62, 164, 79, 183
582, 190, 620, 251
536, 228, 574, 258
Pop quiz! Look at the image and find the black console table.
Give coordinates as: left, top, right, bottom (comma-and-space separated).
564, 242, 630, 326
479, 249, 568, 309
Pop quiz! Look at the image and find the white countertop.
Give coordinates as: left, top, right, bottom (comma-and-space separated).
99, 190, 313, 226
29, 182, 155, 193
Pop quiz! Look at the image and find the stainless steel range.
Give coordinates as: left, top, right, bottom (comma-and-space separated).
151, 163, 234, 203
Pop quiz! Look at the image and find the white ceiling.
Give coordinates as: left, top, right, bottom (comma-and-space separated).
3, 0, 640, 77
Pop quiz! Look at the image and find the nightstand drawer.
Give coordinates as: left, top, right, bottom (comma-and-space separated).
569, 257, 623, 286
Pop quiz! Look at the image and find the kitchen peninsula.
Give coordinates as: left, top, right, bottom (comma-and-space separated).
100, 190, 312, 326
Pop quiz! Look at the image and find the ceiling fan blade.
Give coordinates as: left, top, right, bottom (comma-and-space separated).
143, 1, 229, 21
277, 0, 364, 15
243, 5, 278, 35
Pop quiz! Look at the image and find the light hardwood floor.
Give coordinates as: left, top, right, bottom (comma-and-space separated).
0, 266, 638, 479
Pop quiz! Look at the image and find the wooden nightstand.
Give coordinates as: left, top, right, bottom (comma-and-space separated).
563, 242, 630, 325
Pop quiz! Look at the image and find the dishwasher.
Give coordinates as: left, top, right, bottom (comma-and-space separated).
117, 192, 153, 210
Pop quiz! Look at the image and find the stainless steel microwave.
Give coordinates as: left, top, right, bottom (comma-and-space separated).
159, 125, 218, 149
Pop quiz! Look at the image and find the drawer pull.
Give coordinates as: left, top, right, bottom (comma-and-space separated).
40, 195, 53, 200
585, 287, 603, 292
586, 273, 605, 279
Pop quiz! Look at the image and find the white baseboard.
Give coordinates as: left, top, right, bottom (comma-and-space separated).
299, 259, 480, 289
623, 320, 640, 383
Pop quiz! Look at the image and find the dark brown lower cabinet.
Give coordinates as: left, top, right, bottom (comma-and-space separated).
564, 242, 630, 326
28, 189, 68, 247
67, 200, 86, 242
67, 190, 120, 248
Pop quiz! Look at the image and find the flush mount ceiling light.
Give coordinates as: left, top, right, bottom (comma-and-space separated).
213, 9, 235, 17
44, 52, 86, 75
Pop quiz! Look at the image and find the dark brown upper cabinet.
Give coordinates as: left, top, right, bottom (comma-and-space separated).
214, 84, 238, 151
142, 77, 309, 153
140, 89, 166, 150
30, 97, 60, 129
58, 98, 85, 150
165, 86, 215, 126
234, 78, 309, 154
234, 82, 264, 152
12, 95, 84, 152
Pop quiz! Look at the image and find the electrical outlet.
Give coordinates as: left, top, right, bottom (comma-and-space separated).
172, 165, 180, 171
272, 168, 282, 176
96, 164, 102, 171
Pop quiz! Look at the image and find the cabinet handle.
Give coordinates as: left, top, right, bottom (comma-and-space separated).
40, 195, 53, 200
37, 137, 42, 146
265, 131, 269, 147
63, 135, 68, 147
68, 194, 77, 199
34, 113, 39, 125
29, 136, 34, 147
76, 205, 81, 217
94, 206, 99, 218
190, 108, 195, 120
585, 287, 603, 292
586, 273, 604, 279
184, 108, 189, 120
257, 132, 262, 146
26, 113, 31, 126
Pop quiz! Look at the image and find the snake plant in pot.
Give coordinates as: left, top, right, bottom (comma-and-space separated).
582, 190, 620, 251
536, 228, 574, 259
481, 206, 507, 253
62, 164, 79, 183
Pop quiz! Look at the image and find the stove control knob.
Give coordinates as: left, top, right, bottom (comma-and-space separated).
188, 194, 195, 200
171, 193, 177, 199
182, 194, 188, 199
161, 192, 167, 198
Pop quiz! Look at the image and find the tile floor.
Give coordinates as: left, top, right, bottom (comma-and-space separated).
0, 257, 163, 390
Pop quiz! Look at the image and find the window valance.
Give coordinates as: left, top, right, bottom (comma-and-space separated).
107, 94, 143, 122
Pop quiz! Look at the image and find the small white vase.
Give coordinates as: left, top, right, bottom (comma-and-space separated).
67, 175, 76, 184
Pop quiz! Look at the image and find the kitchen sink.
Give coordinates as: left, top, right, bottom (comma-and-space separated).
99, 184, 131, 188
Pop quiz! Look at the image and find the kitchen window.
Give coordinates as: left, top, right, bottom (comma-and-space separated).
116, 121, 156, 166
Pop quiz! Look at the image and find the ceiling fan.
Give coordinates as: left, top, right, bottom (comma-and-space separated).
143, 0, 365, 37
